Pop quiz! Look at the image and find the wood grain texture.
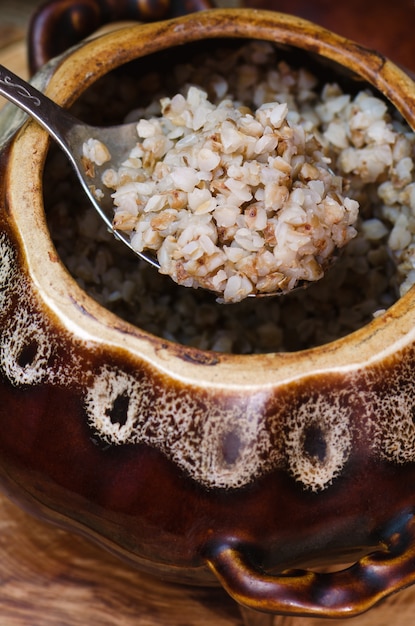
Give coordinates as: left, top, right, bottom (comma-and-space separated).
3, 490, 415, 625
0, 40, 28, 79
0, 494, 243, 626
2, 1, 415, 624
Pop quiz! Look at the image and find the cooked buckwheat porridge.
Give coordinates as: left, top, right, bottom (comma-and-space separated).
83, 86, 359, 303
44, 41, 415, 352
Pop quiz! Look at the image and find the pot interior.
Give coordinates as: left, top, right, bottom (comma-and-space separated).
41, 35, 415, 354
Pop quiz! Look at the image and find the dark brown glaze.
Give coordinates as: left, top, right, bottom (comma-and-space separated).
206, 511, 415, 617
2, 343, 415, 611
1, 216, 415, 602
27, 0, 215, 75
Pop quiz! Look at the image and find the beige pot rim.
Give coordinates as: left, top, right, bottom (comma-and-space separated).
6, 7, 415, 389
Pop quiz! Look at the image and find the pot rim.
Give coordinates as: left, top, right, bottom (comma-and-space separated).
6, 7, 415, 389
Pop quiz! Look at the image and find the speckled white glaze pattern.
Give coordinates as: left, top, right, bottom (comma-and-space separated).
1, 222, 414, 492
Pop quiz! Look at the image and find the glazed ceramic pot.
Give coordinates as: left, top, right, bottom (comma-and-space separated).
2, 6, 415, 620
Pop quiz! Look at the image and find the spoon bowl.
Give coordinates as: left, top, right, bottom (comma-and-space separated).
0, 63, 350, 301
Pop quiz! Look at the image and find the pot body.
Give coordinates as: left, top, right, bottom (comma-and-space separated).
2, 8, 415, 617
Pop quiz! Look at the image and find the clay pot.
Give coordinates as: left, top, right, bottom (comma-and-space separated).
1, 6, 415, 619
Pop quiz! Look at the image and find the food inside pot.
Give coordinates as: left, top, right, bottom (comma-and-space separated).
43, 40, 415, 353
83, 85, 358, 303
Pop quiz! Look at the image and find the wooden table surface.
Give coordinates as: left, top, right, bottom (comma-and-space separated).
1, 1, 415, 625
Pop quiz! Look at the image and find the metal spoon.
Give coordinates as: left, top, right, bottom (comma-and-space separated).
0, 64, 344, 301
0, 63, 158, 269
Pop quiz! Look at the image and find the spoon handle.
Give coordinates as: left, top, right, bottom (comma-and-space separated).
0, 64, 77, 159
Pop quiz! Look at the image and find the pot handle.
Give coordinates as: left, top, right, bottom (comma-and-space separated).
205, 512, 415, 618
27, 0, 215, 76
